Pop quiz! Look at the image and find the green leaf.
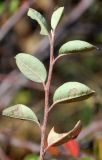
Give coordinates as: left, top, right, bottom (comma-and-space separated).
24, 154, 39, 160
53, 82, 95, 105
47, 120, 81, 148
27, 8, 49, 35
80, 158, 94, 160
59, 40, 97, 54
0, 2, 5, 14
51, 7, 64, 30
15, 53, 47, 83
2, 104, 39, 125
9, 0, 19, 13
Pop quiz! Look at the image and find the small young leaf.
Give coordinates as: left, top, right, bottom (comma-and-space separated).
53, 82, 95, 105
59, 40, 97, 54
47, 120, 81, 148
15, 53, 47, 83
27, 8, 49, 35
51, 7, 64, 30
2, 104, 39, 125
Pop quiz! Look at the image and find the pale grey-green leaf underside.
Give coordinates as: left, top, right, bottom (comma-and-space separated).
27, 8, 49, 35
51, 7, 64, 30
2, 104, 39, 125
59, 40, 97, 54
15, 53, 47, 83
53, 82, 95, 104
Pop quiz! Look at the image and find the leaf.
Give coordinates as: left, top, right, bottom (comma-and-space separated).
59, 40, 97, 54
47, 120, 82, 148
15, 53, 47, 83
27, 8, 49, 35
2, 104, 39, 125
9, 0, 19, 13
53, 82, 95, 105
24, 154, 39, 160
51, 7, 64, 30
80, 158, 94, 160
0, 2, 5, 14
65, 139, 79, 158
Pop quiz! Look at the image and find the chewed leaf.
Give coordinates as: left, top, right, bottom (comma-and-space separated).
51, 7, 64, 30
47, 120, 82, 148
2, 104, 39, 125
27, 8, 49, 35
15, 53, 47, 83
59, 40, 97, 54
53, 82, 95, 105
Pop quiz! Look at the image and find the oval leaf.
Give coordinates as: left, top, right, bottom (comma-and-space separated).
51, 7, 64, 30
15, 53, 47, 83
59, 40, 97, 54
53, 82, 95, 105
27, 8, 49, 35
2, 104, 39, 125
47, 120, 82, 148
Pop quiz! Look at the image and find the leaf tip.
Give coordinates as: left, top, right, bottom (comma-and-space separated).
75, 120, 82, 129
58, 6, 64, 11
27, 8, 32, 17
61, 6, 64, 10
59, 40, 98, 55
51, 6, 64, 30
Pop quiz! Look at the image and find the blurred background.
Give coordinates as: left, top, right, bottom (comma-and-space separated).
0, 0, 102, 160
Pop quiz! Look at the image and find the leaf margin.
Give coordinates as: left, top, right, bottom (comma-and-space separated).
51, 6, 64, 30
53, 82, 95, 105
59, 40, 97, 54
2, 104, 40, 126
15, 53, 47, 83
47, 120, 82, 148
27, 8, 49, 35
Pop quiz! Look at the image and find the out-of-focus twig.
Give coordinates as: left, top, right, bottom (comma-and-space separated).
0, 0, 34, 41
0, 133, 40, 153
78, 120, 102, 141
0, 147, 12, 160
64, 0, 94, 24
0, 70, 55, 109
0, 70, 27, 109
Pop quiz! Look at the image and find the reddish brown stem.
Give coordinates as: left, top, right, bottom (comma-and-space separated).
39, 30, 55, 160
